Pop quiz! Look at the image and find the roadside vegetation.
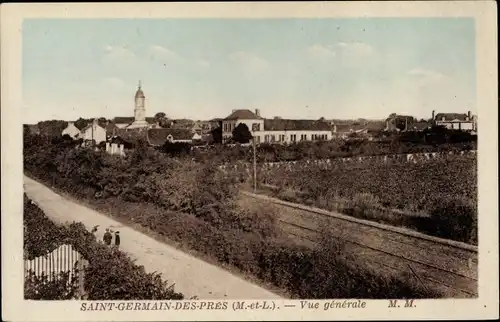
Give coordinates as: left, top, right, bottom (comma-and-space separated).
24, 133, 443, 298
23, 193, 184, 300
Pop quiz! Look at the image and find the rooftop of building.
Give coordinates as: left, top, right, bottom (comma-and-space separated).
224, 109, 262, 120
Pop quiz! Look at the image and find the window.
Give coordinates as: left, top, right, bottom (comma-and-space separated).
291, 134, 297, 142
255, 136, 261, 143
252, 123, 261, 131
270, 135, 276, 142
301, 134, 307, 141
265, 135, 270, 143
280, 134, 286, 142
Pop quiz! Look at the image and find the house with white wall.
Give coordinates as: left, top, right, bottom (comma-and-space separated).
81, 119, 107, 144
222, 109, 333, 144
432, 110, 476, 131
222, 109, 265, 143
61, 121, 81, 139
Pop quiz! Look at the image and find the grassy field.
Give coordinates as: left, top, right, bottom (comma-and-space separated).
255, 155, 477, 244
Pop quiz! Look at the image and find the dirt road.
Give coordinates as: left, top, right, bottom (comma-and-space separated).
24, 175, 282, 300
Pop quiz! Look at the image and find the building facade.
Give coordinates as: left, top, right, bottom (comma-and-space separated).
222, 109, 332, 144
432, 110, 476, 131
81, 119, 107, 144
62, 122, 81, 139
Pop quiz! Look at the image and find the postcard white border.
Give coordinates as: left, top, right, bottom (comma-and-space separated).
1, 2, 498, 321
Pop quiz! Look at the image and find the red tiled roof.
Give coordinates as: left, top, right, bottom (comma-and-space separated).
147, 128, 194, 146
113, 117, 157, 125
113, 128, 147, 144
412, 121, 431, 131
365, 121, 386, 131
114, 117, 135, 124
224, 109, 261, 120
264, 119, 331, 131
334, 123, 368, 133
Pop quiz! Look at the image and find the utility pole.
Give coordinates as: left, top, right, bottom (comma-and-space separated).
253, 136, 257, 193
91, 118, 95, 148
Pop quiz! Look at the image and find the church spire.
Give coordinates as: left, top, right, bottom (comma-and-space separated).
138, 80, 142, 90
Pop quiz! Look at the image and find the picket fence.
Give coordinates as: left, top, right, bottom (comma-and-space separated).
24, 244, 87, 299
219, 150, 477, 172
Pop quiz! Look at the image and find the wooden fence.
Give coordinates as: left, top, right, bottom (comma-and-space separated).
219, 150, 477, 172
24, 244, 87, 299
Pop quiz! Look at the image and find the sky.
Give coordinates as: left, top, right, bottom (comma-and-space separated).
22, 18, 476, 123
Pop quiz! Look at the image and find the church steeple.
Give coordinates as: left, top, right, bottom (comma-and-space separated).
126, 80, 149, 129
135, 80, 145, 99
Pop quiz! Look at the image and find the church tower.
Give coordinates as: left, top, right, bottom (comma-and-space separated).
127, 80, 149, 129
134, 80, 146, 123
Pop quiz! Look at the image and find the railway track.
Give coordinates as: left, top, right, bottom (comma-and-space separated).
240, 190, 478, 298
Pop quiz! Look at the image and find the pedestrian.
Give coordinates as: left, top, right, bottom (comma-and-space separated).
114, 231, 120, 249
103, 228, 112, 246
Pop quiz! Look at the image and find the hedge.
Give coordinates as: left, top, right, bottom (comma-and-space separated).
23, 193, 184, 300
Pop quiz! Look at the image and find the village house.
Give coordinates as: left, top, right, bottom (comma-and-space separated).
409, 120, 432, 132
61, 121, 81, 139
80, 119, 107, 144
190, 121, 212, 135
221, 109, 332, 144
432, 110, 476, 131
332, 123, 369, 139
147, 128, 200, 146
385, 114, 416, 132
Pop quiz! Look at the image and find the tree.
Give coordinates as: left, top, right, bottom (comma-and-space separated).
37, 120, 67, 137
210, 126, 223, 144
154, 112, 171, 128
231, 123, 253, 144
154, 112, 166, 120
74, 118, 89, 130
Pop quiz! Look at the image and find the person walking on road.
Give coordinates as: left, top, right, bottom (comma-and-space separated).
114, 231, 121, 250
103, 228, 112, 246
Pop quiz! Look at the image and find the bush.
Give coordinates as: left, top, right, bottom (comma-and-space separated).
348, 193, 382, 217
24, 270, 79, 300
83, 242, 183, 300
427, 197, 477, 244
23, 194, 184, 300
226, 202, 279, 238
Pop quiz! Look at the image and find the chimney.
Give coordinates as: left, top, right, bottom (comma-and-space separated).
467, 110, 471, 120
432, 110, 435, 120
255, 109, 261, 117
